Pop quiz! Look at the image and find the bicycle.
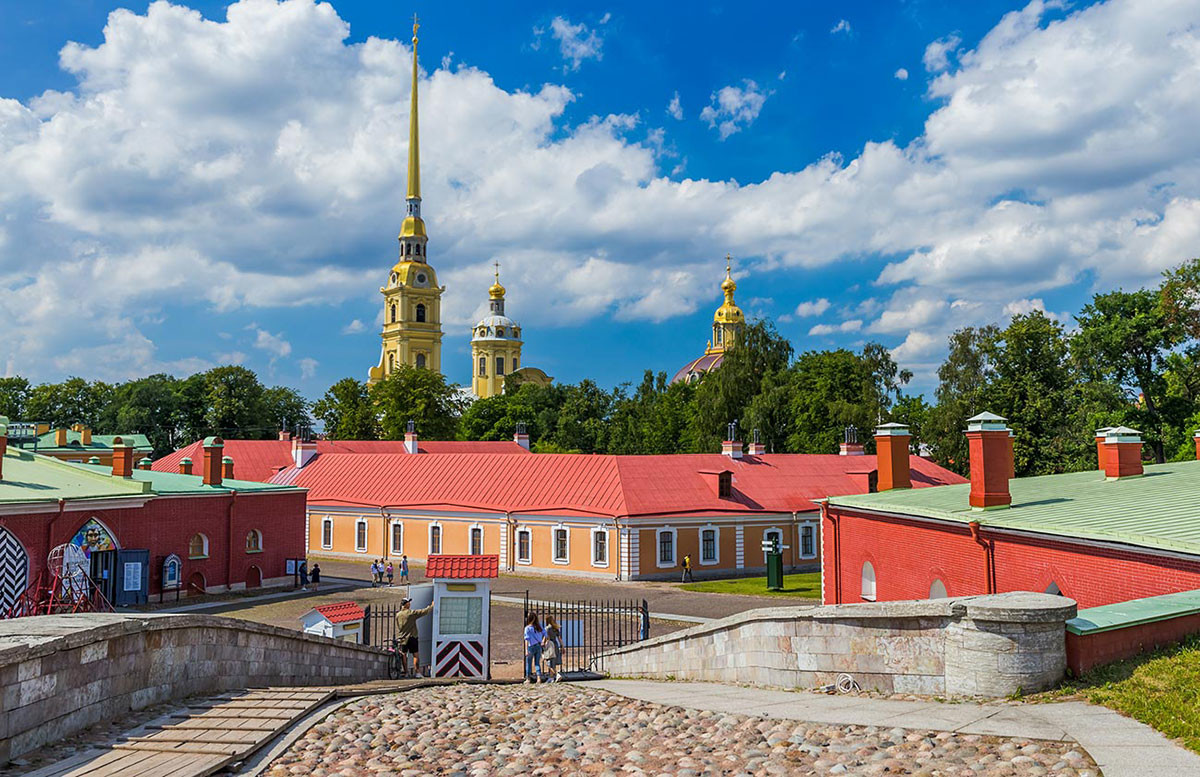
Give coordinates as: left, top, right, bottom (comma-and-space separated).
387, 638, 406, 680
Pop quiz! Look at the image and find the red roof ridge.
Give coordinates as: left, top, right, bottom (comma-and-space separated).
312, 601, 365, 624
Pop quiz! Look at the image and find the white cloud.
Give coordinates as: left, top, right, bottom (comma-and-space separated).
341, 319, 366, 334
894, 67, 909, 81
667, 91, 683, 120
923, 34, 961, 72
252, 328, 292, 359
2, 0, 1200, 390
808, 319, 862, 336
831, 19, 852, 35
298, 357, 319, 379
700, 80, 769, 139
549, 16, 603, 71
794, 298, 832, 317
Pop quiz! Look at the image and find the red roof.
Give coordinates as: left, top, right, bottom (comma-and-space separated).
312, 601, 365, 624
154, 438, 529, 483
426, 554, 499, 579
288, 451, 965, 519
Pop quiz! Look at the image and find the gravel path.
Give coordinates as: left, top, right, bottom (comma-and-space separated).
263, 684, 1097, 776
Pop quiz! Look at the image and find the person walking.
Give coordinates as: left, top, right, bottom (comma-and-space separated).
386, 561, 394, 586
394, 597, 434, 678
298, 560, 309, 591
310, 563, 321, 591
681, 554, 694, 582
523, 613, 546, 683
400, 555, 410, 585
369, 560, 378, 587
543, 616, 564, 683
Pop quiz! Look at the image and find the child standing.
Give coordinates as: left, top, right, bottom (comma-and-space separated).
400, 555, 410, 585
543, 616, 564, 683
386, 561, 394, 586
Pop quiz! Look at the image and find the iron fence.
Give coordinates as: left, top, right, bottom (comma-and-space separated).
523, 592, 649, 673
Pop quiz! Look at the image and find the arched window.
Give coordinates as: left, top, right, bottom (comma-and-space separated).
388, 353, 395, 372
415, 244, 421, 256
416, 304, 426, 323
496, 327, 504, 337
495, 356, 505, 376
478, 356, 487, 376
861, 561, 876, 601
1046, 581, 1063, 596
405, 242, 412, 256
189, 533, 209, 559
929, 579, 948, 599
390, 304, 397, 323
416, 353, 426, 369
245, 529, 262, 553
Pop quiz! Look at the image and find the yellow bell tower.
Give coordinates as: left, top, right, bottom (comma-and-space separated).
471, 264, 523, 399
707, 254, 744, 355
369, 15, 444, 384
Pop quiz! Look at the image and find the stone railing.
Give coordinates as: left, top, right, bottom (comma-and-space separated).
596, 592, 1075, 698
0, 612, 390, 764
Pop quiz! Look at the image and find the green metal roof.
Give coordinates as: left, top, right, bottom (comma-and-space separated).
71, 462, 303, 495
0, 448, 150, 503
828, 459, 1200, 557
28, 430, 153, 453
1067, 589, 1200, 635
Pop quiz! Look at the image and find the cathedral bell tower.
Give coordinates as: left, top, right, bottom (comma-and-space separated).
471, 264, 523, 399
369, 15, 444, 384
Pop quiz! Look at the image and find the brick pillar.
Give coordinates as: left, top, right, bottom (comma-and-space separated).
222, 456, 235, 480
1102, 427, 1143, 479
874, 422, 911, 491
1193, 429, 1200, 461
1006, 430, 1015, 480
111, 437, 134, 478
179, 457, 193, 475
202, 437, 224, 486
966, 412, 1011, 510
1094, 427, 1112, 471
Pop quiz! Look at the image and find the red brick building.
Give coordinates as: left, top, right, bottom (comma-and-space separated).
0, 432, 306, 614
822, 417, 1200, 610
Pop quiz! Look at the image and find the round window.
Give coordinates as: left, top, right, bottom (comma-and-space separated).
417, 273, 427, 284
496, 327, 505, 337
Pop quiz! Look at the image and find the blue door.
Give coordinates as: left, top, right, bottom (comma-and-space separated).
114, 549, 150, 606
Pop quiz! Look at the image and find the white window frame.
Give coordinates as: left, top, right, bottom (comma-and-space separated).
590, 527, 609, 568
699, 525, 720, 565
862, 561, 877, 602
390, 521, 404, 555
655, 527, 677, 569
355, 519, 368, 553
428, 522, 443, 555
552, 524, 570, 565
762, 527, 783, 562
321, 517, 333, 550
469, 524, 484, 555
516, 527, 533, 565
800, 524, 816, 558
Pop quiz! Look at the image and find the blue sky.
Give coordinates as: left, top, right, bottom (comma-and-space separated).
1, 0, 1197, 401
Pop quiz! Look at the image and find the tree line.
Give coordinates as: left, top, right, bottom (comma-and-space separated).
3, 259, 1198, 474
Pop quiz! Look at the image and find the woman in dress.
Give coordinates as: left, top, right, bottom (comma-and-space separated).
543, 616, 564, 683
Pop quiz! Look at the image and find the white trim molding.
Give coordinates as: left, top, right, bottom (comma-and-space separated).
590, 526, 610, 568
799, 523, 817, 559
516, 526, 533, 565
469, 523, 485, 555
699, 524, 720, 565
655, 527, 678, 569
552, 523, 570, 565
354, 519, 368, 553
428, 521, 443, 555
320, 517, 333, 550
389, 519, 404, 556
735, 525, 745, 570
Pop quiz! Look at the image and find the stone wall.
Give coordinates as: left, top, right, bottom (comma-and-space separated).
0, 612, 390, 764
596, 592, 1075, 698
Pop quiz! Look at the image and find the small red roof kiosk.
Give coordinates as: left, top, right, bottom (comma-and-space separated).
426, 554, 498, 679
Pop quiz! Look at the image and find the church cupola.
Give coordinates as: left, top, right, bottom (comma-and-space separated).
711, 254, 744, 353
472, 263, 523, 400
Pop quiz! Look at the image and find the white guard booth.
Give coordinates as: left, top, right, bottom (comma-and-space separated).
300, 601, 366, 643
427, 554, 498, 679
407, 581, 435, 670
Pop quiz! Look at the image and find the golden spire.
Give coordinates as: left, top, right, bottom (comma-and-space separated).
712, 252, 744, 331
721, 253, 737, 297
407, 13, 421, 201
489, 260, 506, 299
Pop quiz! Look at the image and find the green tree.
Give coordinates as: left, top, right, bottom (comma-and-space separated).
102, 374, 182, 456
0, 376, 31, 420
926, 325, 999, 474
1073, 288, 1184, 462
786, 348, 890, 454
370, 365, 466, 440
888, 394, 931, 455
546, 379, 614, 453
25, 377, 113, 428
313, 378, 379, 440
607, 372, 700, 454
262, 385, 312, 437
202, 366, 268, 438
1161, 257, 1200, 340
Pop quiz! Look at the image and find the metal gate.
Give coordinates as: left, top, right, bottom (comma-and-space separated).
523, 592, 649, 673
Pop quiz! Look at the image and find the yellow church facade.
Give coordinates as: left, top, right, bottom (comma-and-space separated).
369, 18, 444, 384
470, 268, 523, 399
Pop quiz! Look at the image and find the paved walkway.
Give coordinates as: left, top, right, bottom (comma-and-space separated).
595, 679, 1200, 777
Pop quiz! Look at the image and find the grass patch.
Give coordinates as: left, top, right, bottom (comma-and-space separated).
679, 573, 821, 598
1047, 634, 1200, 753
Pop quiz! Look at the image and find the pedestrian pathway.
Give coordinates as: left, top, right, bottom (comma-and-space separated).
490, 593, 713, 624
594, 679, 1200, 777
146, 581, 354, 615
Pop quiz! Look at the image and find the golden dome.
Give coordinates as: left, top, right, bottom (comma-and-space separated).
488, 262, 505, 299
714, 254, 743, 324
399, 216, 427, 239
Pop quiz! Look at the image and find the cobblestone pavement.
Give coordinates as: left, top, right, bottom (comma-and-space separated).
264, 684, 1098, 776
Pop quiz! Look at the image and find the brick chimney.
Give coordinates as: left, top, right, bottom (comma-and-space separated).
111, 436, 134, 478
202, 436, 224, 486
80, 427, 92, 445
1194, 428, 1200, 461
514, 422, 530, 451
1007, 429, 1016, 480
1102, 426, 1143, 479
292, 437, 318, 468
404, 419, 419, 454
747, 428, 765, 456
137, 457, 152, 470
721, 422, 742, 460
222, 455, 235, 480
1094, 427, 1113, 471
839, 425, 864, 456
0, 419, 7, 481
874, 422, 911, 491
54, 427, 68, 446
966, 412, 1011, 510
278, 429, 292, 441
179, 457, 193, 475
